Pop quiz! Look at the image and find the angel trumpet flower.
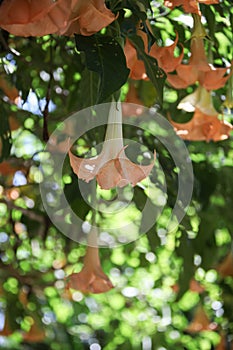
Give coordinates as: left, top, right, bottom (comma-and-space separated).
69, 100, 155, 190
186, 305, 217, 333
177, 85, 218, 115
124, 31, 183, 80
0, 0, 116, 37
122, 81, 145, 117
217, 252, 233, 278
164, 0, 219, 15
167, 14, 232, 90
66, 227, 114, 294
169, 86, 233, 142
149, 33, 184, 73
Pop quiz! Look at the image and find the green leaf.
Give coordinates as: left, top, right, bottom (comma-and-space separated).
75, 34, 130, 103
128, 34, 166, 104
78, 68, 99, 109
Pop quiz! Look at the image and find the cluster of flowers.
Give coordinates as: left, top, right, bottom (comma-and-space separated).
124, 1, 233, 141
0, 0, 232, 295
0, 0, 153, 294
0, 0, 116, 36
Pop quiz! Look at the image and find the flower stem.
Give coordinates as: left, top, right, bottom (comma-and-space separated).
192, 14, 206, 39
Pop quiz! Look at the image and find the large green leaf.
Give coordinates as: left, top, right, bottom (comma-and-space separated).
75, 34, 130, 103
77, 68, 99, 109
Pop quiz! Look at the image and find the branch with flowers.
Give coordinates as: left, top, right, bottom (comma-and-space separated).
0, 1, 232, 349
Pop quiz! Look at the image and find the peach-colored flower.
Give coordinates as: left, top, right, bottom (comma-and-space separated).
69, 100, 155, 189
186, 305, 217, 333
170, 86, 233, 142
170, 109, 232, 142
167, 15, 232, 90
0, 0, 116, 37
167, 37, 232, 90
122, 81, 145, 117
124, 31, 183, 80
23, 320, 46, 343
164, 0, 219, 15
149, 34, 184, 73
217, 252, 233, 278
177, 85, 218, 115
124, 37, 148, 80
66, 228, 113, 294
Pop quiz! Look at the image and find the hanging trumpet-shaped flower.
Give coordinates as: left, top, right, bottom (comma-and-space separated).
0, 0, 116, 37
122, 81, 145, 117
149, 33, 184, 73
186, 305, 217, 333
124, 31, 183, 80
66, 227, 114, 294
217, 252, 233, 278
124, 36, 149, 81
177, 85, 218, 115
164, 0, 219, 15
69, 100, 155, 190
169, 86, 233, 142
167, 14, 232, 90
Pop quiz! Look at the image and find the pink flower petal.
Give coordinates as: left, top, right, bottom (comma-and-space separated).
202, 67, 232, 91
96, 158, 123, 189
0, 0, 116, 37
150, 33, 184, 73
69, 146, 155, 189
66, 242, 114, 294
116, 149, 156, 187
170, 109, 232, 142
69, 149, 101, 183
167, 65, 198, 88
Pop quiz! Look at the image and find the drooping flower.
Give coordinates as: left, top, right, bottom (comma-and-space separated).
124, 36, 148, 80
167, 37, 232, 90
69, 100, 155, 190
22, 319, 46, 343
177, 85, 218, 115
169, 86, 233, 142
149, 34, 184, 73
122, 81, 145, 117
186, 305, 217, 333
216, 252, 233, 278
124, 31, 183, 80
164, 0, 219, 15
66, 227, 114, 294
170, 109, 232, 142
0, 0, 116, 37
167, 15, 232, 90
